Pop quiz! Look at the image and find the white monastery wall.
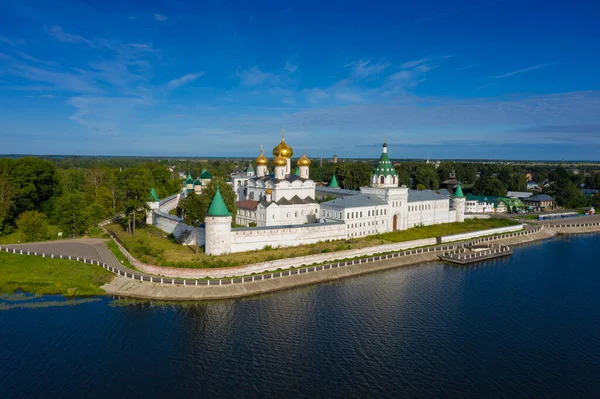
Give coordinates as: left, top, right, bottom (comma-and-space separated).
230, 222, 347, 253
439, 224, 523, 243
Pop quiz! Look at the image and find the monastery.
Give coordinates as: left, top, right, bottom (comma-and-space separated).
147, 133, 466, 255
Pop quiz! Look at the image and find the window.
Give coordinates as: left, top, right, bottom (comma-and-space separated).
380, 176, 385, 184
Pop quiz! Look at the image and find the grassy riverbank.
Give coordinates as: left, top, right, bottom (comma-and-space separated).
0, 251, 114, 296
106, 218, 519, 269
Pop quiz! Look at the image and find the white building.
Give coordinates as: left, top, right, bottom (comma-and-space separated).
149, 137, 466, 255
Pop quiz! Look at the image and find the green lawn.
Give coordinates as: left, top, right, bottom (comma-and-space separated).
106, 217, 518, 269
0, 251, 114, 296
0, 225, 62, 245
373, 218, 519, 242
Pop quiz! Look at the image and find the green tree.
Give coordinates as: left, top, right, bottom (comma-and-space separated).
118, 167, 152, 236
180, 192, 204, 254
0, 174, 14, 225
473, 176, 507, 197
16, 210, 49, 242
547, 180, 587, 208
10, 157, 58, 214
591, 193, 600, 209
55, 193, 89, 237
413, 164, 439, 190
334, 162, 372, 190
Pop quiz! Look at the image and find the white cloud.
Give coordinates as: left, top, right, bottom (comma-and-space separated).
237, 66, 272, 86
47, 26, 94, 47
345, 59, 391, 79
491, 63, 549, 79
304, 88, 329, 104
154, 13, 168, 21
284, 61, 298, 73
167, 72, 204, 89
400, 58, 427, 69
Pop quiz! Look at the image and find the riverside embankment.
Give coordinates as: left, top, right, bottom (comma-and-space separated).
101, 225, 568, 301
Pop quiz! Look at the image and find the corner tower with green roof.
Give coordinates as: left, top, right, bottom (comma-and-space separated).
204, 185, 232, 255
329, 173, 339, 189
370, 142, 399, 188
452, 181, 466, 223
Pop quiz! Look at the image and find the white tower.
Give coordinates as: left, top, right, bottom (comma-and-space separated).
273, 154, 287, 179
370, 142, 399, 188
297, 152, 311, 179
453, 182, 466, 223
204, 186, 232, 256
255, 145, 268, 178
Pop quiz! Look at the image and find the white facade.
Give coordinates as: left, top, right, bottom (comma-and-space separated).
466, 199, 495, 214
148, 139, 466, 255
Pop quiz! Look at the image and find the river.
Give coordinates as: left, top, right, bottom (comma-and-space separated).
1, 234, 599, 398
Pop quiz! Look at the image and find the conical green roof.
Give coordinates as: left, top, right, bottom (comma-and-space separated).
207, 186, 230, 217
294, 166, 300, 176
246, 163, 255, 173
372, 150, 397, 177
200, 168, 212, 179
185, 170, 194, 184
193, 179, 202, 187
329, 174, 339, 188
454, 182, 465, 198
148, 187, 160, 202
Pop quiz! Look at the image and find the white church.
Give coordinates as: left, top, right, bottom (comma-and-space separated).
230, 134, 465, 235
148, 134, 465, 255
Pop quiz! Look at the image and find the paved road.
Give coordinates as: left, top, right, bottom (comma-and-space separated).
535, 214, 600, 225
1, 238, 143, 276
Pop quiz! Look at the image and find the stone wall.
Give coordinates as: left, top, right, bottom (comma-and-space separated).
134, 236, 437, 279
230, 222, 347, 252
153, 210, 204, 246
159, 194, 180, 213
438, 224, 523, 243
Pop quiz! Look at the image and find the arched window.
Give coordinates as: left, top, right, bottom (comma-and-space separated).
380, 176, 385, 184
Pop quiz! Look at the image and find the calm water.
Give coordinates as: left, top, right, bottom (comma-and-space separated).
1, 235, 599, 398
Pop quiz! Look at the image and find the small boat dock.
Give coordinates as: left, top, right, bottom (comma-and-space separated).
439, 244, 513, 265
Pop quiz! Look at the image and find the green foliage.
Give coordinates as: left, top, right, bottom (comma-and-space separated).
545, 180, 587, 208
473, 176, 508, 197
333, 162, 373, 190
16, 210, 49, 242
591, 193, 600, 208
181, 178, 237, 223
9, 157, 58, 216
55, 193, 89, 237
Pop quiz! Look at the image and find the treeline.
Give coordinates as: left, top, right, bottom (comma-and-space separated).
0, 157, 182, 241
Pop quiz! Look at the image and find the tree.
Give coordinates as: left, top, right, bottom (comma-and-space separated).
591, 193, 600, 209
10, 157, 58, 214
0, 174, 14, 225
334, 162, 372, 190
546, 180, 587, 208
55, 193, 89, 237
16, 210, 48, 242
413, 164, 439, 190
180, 192, 205, 253
473, 176, 507, 197
180, 178, 237, 232
118, 167, 152, 236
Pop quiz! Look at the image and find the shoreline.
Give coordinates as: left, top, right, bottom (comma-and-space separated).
102, 225, 598, 301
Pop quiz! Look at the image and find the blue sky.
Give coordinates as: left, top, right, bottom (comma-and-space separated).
1, 0, 599, 160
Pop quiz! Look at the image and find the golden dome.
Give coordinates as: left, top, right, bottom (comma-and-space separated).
272, 131, 294, 158
255, 146, 269, 166
273, 154, 287, 167
265, 188, 272, 195
297, 152, 311, 166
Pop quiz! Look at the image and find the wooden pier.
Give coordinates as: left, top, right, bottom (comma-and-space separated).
439, 244, 513, 265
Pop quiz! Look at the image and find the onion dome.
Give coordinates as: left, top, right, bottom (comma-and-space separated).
255, 147, 269, 166
272, 131, 294, 158
297, 152, 311, 166
265, 187, 273, 195
273, 154, 287, 167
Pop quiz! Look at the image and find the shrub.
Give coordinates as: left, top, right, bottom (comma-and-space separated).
16, 210, 49, 242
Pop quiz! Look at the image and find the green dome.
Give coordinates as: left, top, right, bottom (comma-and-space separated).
193, 179, 202, 187
207, 186, 230, 217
